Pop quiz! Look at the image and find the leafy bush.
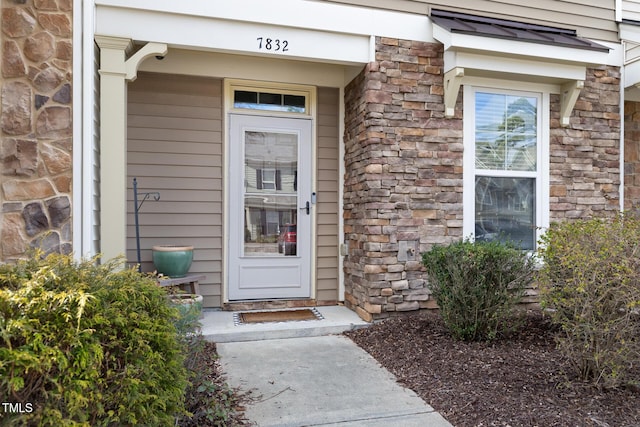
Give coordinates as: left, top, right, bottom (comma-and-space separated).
538, 215, 640, 388
0, 253, 188, 426
422, 239, 534, 341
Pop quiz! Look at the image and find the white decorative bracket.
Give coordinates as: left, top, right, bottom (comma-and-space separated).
560, 80, 584, 127
125, 42, 168, 82
444, 67, 464, 118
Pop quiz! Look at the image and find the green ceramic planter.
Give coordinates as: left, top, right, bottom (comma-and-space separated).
169, 294, 204, 322
152, 245, 194, 278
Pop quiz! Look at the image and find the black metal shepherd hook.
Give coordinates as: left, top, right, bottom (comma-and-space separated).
133, 177, 160, 272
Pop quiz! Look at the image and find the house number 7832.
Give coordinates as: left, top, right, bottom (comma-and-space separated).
256, 37, 289, 52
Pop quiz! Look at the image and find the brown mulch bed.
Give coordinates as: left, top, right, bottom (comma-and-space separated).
345, 311, 640, 427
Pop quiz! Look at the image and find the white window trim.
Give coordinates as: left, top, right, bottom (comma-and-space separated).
226, 79, 315, 118
463, 84, 550, 249
261, 168, 277, 190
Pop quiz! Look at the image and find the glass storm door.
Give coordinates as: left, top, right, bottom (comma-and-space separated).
228, 114, 312, 300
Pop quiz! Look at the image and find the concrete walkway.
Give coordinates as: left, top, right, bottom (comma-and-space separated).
203, 307, 452, 427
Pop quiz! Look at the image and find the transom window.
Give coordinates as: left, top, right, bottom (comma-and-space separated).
234, 90, 307, 113
464, 86, 549, 251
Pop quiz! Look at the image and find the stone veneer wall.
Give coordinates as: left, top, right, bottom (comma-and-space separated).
1, 0, 73, 260
343, 37, 621, 322
549, 67, 621, 219
624, 101, 640, 210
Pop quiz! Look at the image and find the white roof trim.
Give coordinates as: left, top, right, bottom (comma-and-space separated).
95, 0, 433, 66
95, 0, 433, 42
96, 5, 372, 65
433, 23, 613, 127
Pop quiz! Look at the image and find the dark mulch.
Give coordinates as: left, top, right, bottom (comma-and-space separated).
345, 311, 640, 427
180, 340, 253, 427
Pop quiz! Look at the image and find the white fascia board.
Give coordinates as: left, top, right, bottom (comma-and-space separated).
434, 23, 613, 68
95, 0, 433, 43
96, 6, 370, 65
444, 51, 587, 83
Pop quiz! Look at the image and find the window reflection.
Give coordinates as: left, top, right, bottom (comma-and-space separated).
474, 91, 538, 250
243, 131, 298, 256
475, 93, 537, 172
475, 176, 535, 250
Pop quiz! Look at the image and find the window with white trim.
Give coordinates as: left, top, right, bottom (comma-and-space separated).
260, 168, 277, 190
463, 86, 549, 251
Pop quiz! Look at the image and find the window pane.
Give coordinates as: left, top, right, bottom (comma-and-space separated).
261, 169, 276, 190
259, 92, 281, 106
284, 94, 306, 109
475, 131, 506, 170
475, 176, 535, 250
475, 93, 537, 172
244, 130, 298, 256
234, 90, 257, 104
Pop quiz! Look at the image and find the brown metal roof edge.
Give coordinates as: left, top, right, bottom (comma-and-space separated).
431, 9, 610, 53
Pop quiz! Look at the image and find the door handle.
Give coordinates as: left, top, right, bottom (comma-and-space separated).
300, 201, 310, 215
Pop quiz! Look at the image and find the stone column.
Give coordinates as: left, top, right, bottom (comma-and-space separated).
95, 36, 131, 261
343, 38, 463, 321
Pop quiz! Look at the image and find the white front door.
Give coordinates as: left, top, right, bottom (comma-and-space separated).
228, 114, 313, 300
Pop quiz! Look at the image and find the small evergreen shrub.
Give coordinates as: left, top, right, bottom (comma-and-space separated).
422, 239, 534, 341
0, 253, 188, 426
538, 215, 640, 388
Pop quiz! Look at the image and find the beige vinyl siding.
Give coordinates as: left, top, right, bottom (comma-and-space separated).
126, 72, 223, 308
316, 87, 340, 303
322, 0, 618, 43
624, 0, 640, 22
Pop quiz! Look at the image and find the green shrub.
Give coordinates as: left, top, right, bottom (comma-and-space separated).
538, 215, 640, 388
422, 239, 534, 341
0, 253, 188, 426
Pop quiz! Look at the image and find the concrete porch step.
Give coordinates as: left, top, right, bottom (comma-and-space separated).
200, 305, 370, 343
